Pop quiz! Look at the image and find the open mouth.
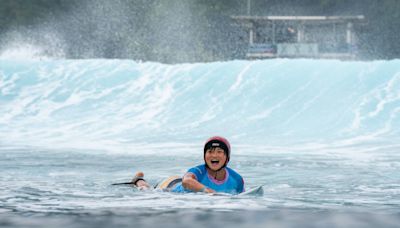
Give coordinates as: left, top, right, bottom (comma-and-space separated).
211, 159, 220, 165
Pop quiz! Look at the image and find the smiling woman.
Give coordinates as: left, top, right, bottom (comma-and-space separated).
130, 136, 245, 195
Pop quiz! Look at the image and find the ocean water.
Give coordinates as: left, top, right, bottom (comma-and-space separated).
1, 58, 400, 227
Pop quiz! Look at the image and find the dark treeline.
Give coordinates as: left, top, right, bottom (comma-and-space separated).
0, 0, 399, 62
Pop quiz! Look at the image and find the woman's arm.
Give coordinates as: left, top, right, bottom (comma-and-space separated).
182, 173, 215, 193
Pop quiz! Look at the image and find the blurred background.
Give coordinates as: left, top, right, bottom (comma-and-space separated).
1, 0, 399, 62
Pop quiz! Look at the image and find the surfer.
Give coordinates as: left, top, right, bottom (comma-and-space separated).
131, 136, 245, 194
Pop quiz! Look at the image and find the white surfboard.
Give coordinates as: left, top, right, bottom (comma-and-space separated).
112, 181, 264, 196
238, 185, 264, 196
211, 185, 264, 197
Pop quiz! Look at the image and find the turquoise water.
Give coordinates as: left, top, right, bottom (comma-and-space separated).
1, 59, 400, 227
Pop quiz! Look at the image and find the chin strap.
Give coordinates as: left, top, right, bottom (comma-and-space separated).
216, 163, 227, 172
205, 163, 226, 180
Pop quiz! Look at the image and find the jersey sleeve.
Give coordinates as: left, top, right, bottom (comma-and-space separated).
186, 166, 204, 180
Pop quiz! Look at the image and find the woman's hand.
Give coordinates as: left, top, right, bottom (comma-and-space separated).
203, 187, 216, 194
182, 173, 216, 193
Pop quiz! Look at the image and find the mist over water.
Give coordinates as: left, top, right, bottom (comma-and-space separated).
2, 0, 400, 61
0, 0, 254, 62
0, 28, 66, 60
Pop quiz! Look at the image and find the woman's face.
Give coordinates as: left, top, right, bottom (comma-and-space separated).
205, 147, 227, 171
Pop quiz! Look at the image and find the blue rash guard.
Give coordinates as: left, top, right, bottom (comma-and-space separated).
172, 164, 244, 194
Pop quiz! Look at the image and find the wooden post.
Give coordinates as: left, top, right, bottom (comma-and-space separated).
297, 23, 303, 43
249, 22, 254, 45
272, 22, 276, 44
346, 22, 354, 57
346, 22, 353, 45
247, 0, 251, 15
